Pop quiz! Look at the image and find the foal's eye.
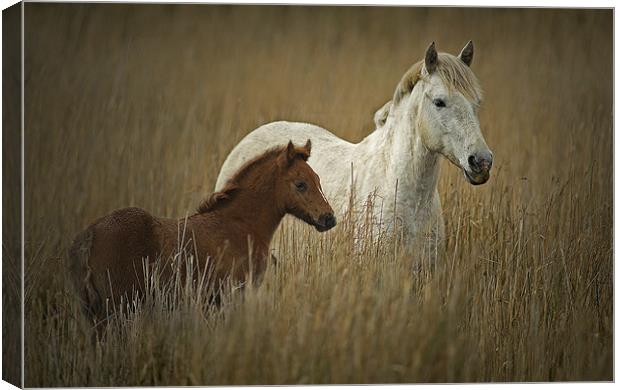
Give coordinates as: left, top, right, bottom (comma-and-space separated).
433, 98, 446, 108
295, 181, 307, 192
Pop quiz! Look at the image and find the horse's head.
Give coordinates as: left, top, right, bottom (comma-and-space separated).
393, 41, 493, 185
277, 140, 336, 232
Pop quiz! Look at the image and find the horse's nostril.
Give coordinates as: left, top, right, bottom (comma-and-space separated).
468, 155, 477, 168
469, 154, 493, 173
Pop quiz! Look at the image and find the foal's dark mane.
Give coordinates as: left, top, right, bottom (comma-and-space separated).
197, 144, 310, 214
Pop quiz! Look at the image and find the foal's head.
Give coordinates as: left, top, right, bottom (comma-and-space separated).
392, 41, 493, 185
199, 141, 334, 232
276, 140, 336, 232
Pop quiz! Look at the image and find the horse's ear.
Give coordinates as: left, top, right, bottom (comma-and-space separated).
304, 139, 312, 156
286, 140, 296, 164
458, 40, 474, 67
425, 42, 438, 74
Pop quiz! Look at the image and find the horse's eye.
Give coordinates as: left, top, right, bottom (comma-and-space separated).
295, 181, 307, 192
433, 98, 446, 108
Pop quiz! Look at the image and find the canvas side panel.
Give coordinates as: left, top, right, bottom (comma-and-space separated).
2, 2, 23, 388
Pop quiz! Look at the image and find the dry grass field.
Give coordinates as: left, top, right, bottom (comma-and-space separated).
7, 4, 614, 385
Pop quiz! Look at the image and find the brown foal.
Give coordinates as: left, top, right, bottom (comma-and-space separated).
69, 140, 335, 325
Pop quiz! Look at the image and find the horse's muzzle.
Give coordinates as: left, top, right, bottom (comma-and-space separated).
464, 169, 490, 185
465, 152, 493, 185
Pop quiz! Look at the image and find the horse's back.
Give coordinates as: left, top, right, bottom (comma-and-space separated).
216, 121, 354, 190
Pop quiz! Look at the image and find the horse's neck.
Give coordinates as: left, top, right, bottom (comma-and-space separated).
361, 103, 441, 207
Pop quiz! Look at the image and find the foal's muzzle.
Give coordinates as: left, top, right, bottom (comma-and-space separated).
465, 151, 493, 185
315, 213, 337, 232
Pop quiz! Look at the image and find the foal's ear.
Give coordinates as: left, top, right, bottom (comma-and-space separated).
286, 140, 311, 164
425, 42, 438, 74
458, 40, 474, 67
286, 140, 296, 163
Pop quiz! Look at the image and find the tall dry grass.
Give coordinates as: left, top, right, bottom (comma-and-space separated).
14, 4, 612, 385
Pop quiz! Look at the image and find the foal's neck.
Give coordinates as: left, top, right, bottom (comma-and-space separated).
215, 184, 285, 246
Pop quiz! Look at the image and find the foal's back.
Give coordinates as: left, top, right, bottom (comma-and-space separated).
69, 206, 266, 321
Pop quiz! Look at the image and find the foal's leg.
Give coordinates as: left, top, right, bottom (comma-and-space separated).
208, 290, 222, 308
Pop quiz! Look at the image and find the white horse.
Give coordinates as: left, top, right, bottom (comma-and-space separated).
215, 41, 493, 253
